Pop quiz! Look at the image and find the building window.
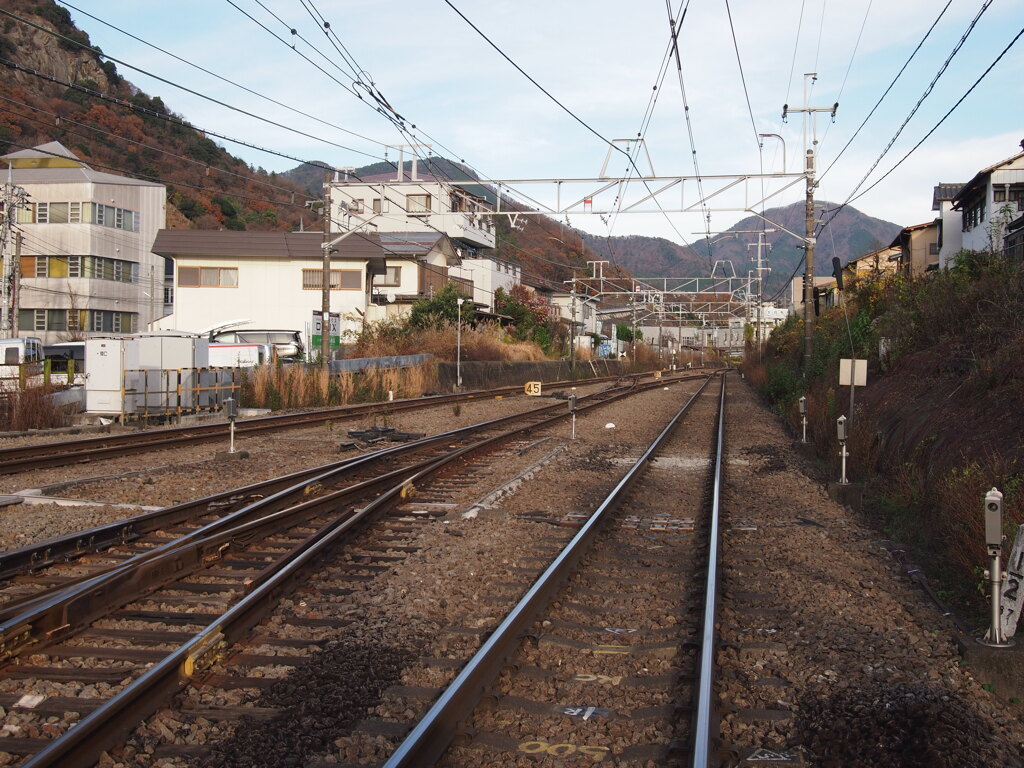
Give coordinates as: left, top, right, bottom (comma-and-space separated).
372, 198, 382, 214
302, 269, 363, 290
35, 256, 48, 277
178, 266, 238, 287
34, 309, 46, 331
407, 194, 431, 215
86, 202, 139, 232
375, 266, 402, 287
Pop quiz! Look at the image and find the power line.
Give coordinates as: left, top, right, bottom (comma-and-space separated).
0, 58, 362, 182
723, 0, 760, 151
817, 0, 952, 184
830, 0, 993, 212
665, 0, 714, 266
0, 95, 305, 199
815, 0, 873, 155
845, 25, 1023, 207
0, 8, 384, 162
441, 0, 621, 152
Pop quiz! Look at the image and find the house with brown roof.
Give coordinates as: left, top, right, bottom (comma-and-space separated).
151, 229, 386, 353
890, 221, 940, 276
151, 228, 467, 354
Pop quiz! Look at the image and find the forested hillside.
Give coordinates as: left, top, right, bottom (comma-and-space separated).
0, 0, 326, 231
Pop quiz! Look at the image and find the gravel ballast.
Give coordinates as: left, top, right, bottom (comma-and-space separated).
0, 375, 1020, 767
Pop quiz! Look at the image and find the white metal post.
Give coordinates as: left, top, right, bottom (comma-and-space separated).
456, 298, 464, 388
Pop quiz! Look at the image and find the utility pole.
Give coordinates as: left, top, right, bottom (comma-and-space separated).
747, 230, 773, 361
783, 73, 837, 363
321, 174, 332, 367
565, 279, 577, 377
1, 180, 28, 336
630, 292, 637, 361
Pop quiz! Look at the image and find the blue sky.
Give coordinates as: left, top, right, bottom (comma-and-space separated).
61, 0, 1024, 247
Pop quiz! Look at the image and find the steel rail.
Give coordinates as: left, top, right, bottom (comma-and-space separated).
0, 379, 659, 639
381, 374, 722, 768
15, 374, 705, 768
0, 375, 689, 584
0, 376, 677, 656
692, 371, 727, 767
0, 374, 645, 475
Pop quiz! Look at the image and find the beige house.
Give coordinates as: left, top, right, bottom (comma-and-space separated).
3, 141, 167, 344
843, 245, 901, 284
890, 221, 940, 276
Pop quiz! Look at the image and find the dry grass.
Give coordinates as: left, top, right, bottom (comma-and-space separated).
0, 386, 75, 431
353, 320, 548, 362
240, 363, 437, 410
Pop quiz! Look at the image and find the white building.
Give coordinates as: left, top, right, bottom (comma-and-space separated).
448, 256, 521, 312
328, 164, 495, 252
151, 230, 385, 350
953, 150, 1024, 254
368, 232, 463, 320
2, 141, 167, 345
932, 183, 965, 270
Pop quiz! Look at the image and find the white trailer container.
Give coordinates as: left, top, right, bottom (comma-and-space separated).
85, 335, 230, 417
85, 338, 135, 414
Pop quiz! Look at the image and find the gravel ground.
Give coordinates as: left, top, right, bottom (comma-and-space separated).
0, 385, 609, 553
2, 374, 1022, 767
717, 378, 1024, 767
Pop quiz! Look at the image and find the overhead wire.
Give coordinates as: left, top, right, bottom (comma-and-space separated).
815, 0, 873, 156
825, 0, 994, 217
842, 24, 1023, 208
665, 0, 714, 267
0, 8, 384, 162
817, 0, 952, 185
0, 95, 309, 200
59, 1, 387, 150
0, 59, 371, 187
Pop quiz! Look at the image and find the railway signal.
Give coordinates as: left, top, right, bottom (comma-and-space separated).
836, 415, 848, 485
980, 488, 1014, 648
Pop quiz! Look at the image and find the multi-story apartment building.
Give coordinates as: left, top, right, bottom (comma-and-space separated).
2, 141, 167, 344
328, 164, 496, 254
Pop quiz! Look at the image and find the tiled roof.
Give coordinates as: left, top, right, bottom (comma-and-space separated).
152, 230, 383, 260
932, 183, 965, 210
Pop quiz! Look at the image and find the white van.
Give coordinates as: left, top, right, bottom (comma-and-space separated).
0, 337, 45, 390
208, 343, 273, 368
0, 337, 44, 366
209, 330, 303, 361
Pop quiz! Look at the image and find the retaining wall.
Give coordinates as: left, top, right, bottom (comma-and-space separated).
436, 359, 639, 391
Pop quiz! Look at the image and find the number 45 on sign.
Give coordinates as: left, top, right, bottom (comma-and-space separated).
524, 381, 542, 396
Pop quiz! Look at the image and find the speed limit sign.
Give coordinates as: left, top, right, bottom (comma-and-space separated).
524, 381, 542, 396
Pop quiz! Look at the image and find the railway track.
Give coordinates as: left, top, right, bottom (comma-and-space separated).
0, 374, 648, 476
0, 373, 705, 767
373, 372, 728, 767
0, 375, 703, 583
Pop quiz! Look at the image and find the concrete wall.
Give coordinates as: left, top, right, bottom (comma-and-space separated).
437, 359, 636, 391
